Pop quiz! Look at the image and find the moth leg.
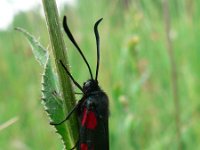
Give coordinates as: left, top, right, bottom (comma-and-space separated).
50, 98, 84, 125
74, 92, 83, 95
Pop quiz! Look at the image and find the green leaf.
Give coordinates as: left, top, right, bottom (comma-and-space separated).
15, 27, 48, 67
42, 58, 72, 148
16, 28, 73, 148
42, 0, 79, 148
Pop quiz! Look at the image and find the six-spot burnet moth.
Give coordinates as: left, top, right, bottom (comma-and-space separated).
50, 16, 109, 150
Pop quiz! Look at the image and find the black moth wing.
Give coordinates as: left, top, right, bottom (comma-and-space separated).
79, 90, 109, 150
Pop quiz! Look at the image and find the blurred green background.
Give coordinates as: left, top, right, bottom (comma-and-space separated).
1, 0, 200, 149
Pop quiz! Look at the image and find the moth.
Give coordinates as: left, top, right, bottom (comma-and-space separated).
51, 16, 109, 150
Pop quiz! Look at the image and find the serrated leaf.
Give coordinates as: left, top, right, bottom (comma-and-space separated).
16, 28, 73, 149
42, 58, 72, 149
15, 27, 48, 66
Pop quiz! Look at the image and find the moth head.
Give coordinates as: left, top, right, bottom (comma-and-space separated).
83, 79, 99, 93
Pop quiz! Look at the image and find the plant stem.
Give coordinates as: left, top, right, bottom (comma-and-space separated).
163, 0, 182, 149
42, 0, 79, 148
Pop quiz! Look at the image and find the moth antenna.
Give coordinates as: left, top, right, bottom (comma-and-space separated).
63, 16, 93, 79
94, 18, 103, 81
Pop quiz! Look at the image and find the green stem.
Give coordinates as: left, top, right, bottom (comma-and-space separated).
42, 0, 79, 148
163, 0, 182, 149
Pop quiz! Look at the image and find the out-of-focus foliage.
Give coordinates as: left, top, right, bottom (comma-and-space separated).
0, 0, 200, 149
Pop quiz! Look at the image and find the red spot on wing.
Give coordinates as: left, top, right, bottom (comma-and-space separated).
81, 108, 97, 129
81, 143, 94, 150
81, 143, 88, 150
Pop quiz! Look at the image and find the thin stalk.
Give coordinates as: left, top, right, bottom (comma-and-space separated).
163, 0, 182, 149
42, 0, 78, 148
